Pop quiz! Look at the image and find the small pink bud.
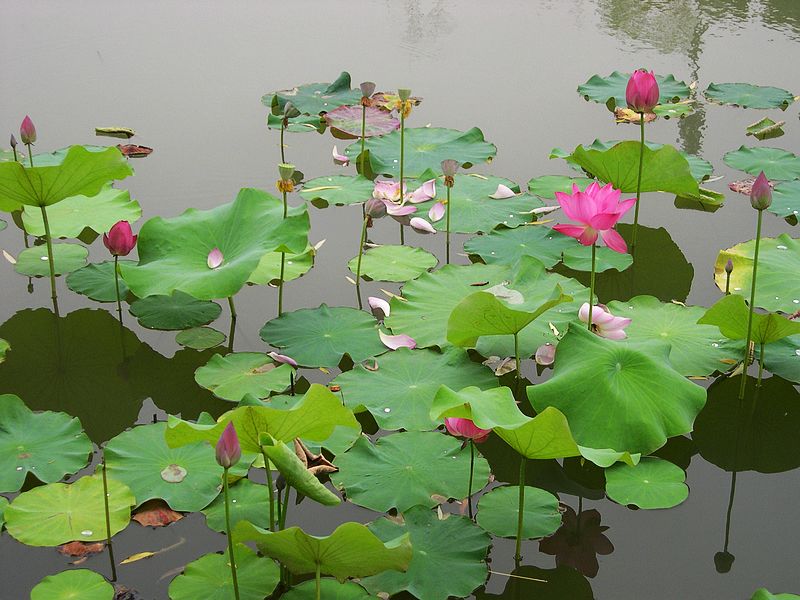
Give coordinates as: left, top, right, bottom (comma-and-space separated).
725, 259, 734, 274
9, 134, 17, 149
215, 422, 241, 468
207, 248, 224, 269
102, 220, 137, 257
365, 198, 387, 219
409, 217, 436, 234
20, 116, 36, 145
625, 70, 660, 113
444, 417, 491, 443
750, 171, 772, 210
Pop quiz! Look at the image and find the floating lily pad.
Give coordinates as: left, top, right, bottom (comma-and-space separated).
168, 543, 280, 600
264, 71, 362, 116
176, 327, 226, 350
746, 117, 786, 141
723, 146, 800, 181
577, 71, 690, 109
605, 457, 688, 509
346, 127, 497, 178
121, 188, 309, 300
528, 324, 707, 456
66, 260, 134, 303
349, 244, 437, 282
195, 353, 292, 402
527, 175, 596, 199
14, 243, 88, 277
464, 226, 576, 268
129, 291, 222, 330
770, 180, 800, 221
476, 485, 562, 538
282, 580, 373, 599
0, 394, 92, 493
704, 82, 794, 110
674, 187, 726, 213
493, 407, 580, 460
561, 244, 633, 273
331, 431, 490, 512
248, 246, 315, 286
699, 294, 800, 346
653, 100, 696, 119
30, 569, 114, 600
4, 474, 134, 546
362, 506, 490, 600
299, 175, 375, 207
714, 234, 800, 314
266, 111, 326, 134
761, 334, 800, 384
105, 422, 223, 511
325, 105, 400, 139
332, 347, 498, 431
201, 478, 271, 532
260, 305, 384, 368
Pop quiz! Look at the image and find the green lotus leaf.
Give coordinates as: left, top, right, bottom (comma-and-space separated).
746, 117, 786, 141
723, 146, 800, 181
5, 474, 134, 546
699, 294, 800, 345
264, 71, 362, 116
30, 569, 114, 600
299, 175, 375, 207
527, 175, 596, 199
362, 506, 490, 600
577, 446, 640, 468
604, 456, 688, 509
168, 543, 279, 600
476, 485, 562, 538
0, 496, 7, 529
714, 234, 800, 314
606, 295, 737, 377
259, 433, 340, 505
247, 246, 315, 285
21, 185, 140, 238
282, 580, 374, 599
577, 71, 690, 109
0, 394, 92, 492
751, 589, 800, 600
349, 244, 437, 282
430, 385, 529, 430
561, 244, 633, 273
15, 242, 88, 277
493, 407, 580, 460
325, 105, 400, 138
121, 188, 309, 300
528, 324, 707, 456
233, 520, 412, 582
674, 187, 726, 213
0, 145, 132, 211
260, 304, 384, 368
266, 112, 326, 133
105, 422, 223, 511
760, 334, 800, 384
474, 564, 593, 600
653, 100, 696, 119
176, 326, 226, 350
201, 478, 272, 533
770, 179, 800, 220
194, 352, 292, 402
0, 338, 7, 363
704, 82, 794, 110
129, 291, 222, 330
346, 127, 497, 178
66, 260, 134, 302
464, 225, 577, 268
332, 347, 498, 431
331, 431, 490, 512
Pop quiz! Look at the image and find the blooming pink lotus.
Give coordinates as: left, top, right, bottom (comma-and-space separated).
371, 179, 436, 217
103, 220, 137, 256
578, 303, 631, 340
626, 70, 660, 113
444, 417, 491, 443
552, 182, 635, 254
215, 422, 241, 468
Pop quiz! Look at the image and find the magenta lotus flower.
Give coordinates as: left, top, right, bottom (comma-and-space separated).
368, 296, 390, 319
626, 70, 660, 113
409, 217, 436, 234
207, 247, 224, 269
489, 184, 515, 199
371, 179, 435, 217
332, 145, 349, 167
103, 220, 137, 257
268, 351, 298, 368
215, 422, 241, 468
534, 343, 556, 366
379, 330, 416, 350
579, 303, 631, 340
750, 171, 772, 210
19, 115, 36, 145
552, 182, 635, 254
444, 417, 491, 443
428, 201, 445, 222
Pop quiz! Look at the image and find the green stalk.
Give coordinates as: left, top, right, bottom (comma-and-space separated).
280, 122, 286, 164
446, 186, 452, 264
113, 255, 122, 323
39, 204, 59, 316
223, 468, 241, 600
355, 216, 369, 309
26, 143, 33, 168
278, 189, 288, 316
514, 457, 527, 564
315, 562, 322, 600
227, 296, 237, 352
725, 270, 731, 295
101, 453, 117, 582
467, 440, 475, 520
631, 116, 646, 249
738, 209, 764, 401
757, 342, 765, 387
262, 449, 276, 532
587, 243, 596, 330
399, 108, 405, 246
279, 485, 291, 530
513, 332, 521, 398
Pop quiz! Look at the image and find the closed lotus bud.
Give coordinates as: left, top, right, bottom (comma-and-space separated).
19, 116, 36, 145
9, 134, 17, 149
625, 70, 659, 113
283, 102, 300, 119
215, 422, 241, 469
725, 259, 733, 274
441, 159, 460, 178
103, 220, 137, 257
278, 163, 296, 181
365, 198, 387, 219
360, 81, 376, 98
397, 88, 411, 101
749, 171, 772, 210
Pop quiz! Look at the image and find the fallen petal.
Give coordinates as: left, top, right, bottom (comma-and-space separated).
332, 145, 350, 166
379, 330, 416, 350
368, 296, 391, 319
535, 343, 556, 366
489, 184, 515, 199
428, 201, 446, 222
267, 351, 298, 368
409, 217, 437, 234
207, 247, 224, 269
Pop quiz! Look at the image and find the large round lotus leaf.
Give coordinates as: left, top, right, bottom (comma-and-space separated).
105, 422, 223, 511
474, 565, 593, 600
464, 226, 576, 268
723, 146, 800, 180
345, 127, 497, 178
0, 145, 133, 212
528, 324, 707, 456
5, 475, 134, 546
770, 179, 800, 220
331, 431, 490, 512
577, 71, 690, 109
714, 234, 800, 314
264, 71, 362, 116
692, 375, 800, 474
606, 295, 737, 377
476, 484, 562, 538
704, 82, 794, 110
66, 260, 134, 302
282, 580, 373, 599
0, 394, 92, 493
605, 456, 688, 509
698, 295, 800, 346
233, 520, 412, 581
299, 175, 374, 207
751, 589, 800, 600
361, 506, 490, 600
15, 242, 88, 277
201, 478, 271, 533
761, 334, 800, 384
247, 246, 315, 285
30, 569, 114, 600
21, 185, 141, 238
260, 305, 384, 368
266, 112, 326, 134
121, 188, 309, 300
561, 244, 633, 273
331, 347, 498, 431
194, 352, 292, 402
168, 543, 280, 600
175, 327, 226, 350
349, 244, 437, 282
129, 291, 222, 330
325, 105, 400, 138
527, 175, 597, 199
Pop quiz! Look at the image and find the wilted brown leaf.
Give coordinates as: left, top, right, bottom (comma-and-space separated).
132, 499, 183, 527
58, 541, 105, 557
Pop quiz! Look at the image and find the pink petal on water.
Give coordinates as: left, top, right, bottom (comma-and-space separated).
379, 330, 416, 350
368, 297, 391, 319
489, 184, 515, 199
332, 145, 350, 166
409, 217, 436, 234
267, 351, 298, 368
428, 201, 446, 222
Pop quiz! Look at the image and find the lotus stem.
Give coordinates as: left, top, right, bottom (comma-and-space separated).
101, 452, 117, 582
280, 122, 286, 164
467, 440, 475, 520
262, 448, 276, 532
757, 342, 765, 387
315, 562, 322, 600
278, 188, 288, 317
26, 143, 33, 168
587, 243, 596, 331
355, 215, 369, 309
12, 145, 18, 163
725, 271, 731, 295
514, 332, 521, 398
360, 103, 367, 161
279, 485, 291, 530
223, 467, 241, 600
631, 115, 646, 249
227, 296, 237, 352
399, 107, 405, 246
39, 204, 59, 316
723, 470, 737, 554
113, 256, 123, 324
515, 457, 527, 564
446, 186, 452, 265
738, 209, 764, 401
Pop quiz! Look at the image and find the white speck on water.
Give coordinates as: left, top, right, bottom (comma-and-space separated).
547, 236, 553, 240
81, 530, 93, 536
232, 499, 237, 503
287, 261, 293, 265
711, 343, 719, 348
793, 299, 799, 304
793, 210, 799, 215
39, 256, 48, 261
393, 159, 398, 163
777, 245, 787, 250
383, 408, 391, 413
795, 349, 800, 357
15, 466, 22, 471
490, 251, 496, 255
734, 287, 742, 291
326, 177, 332, 182
775, 296, 780, 300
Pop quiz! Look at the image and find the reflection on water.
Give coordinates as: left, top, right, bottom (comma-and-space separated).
539, 505, 614, 579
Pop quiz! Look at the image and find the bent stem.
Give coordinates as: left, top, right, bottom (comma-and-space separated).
223, 468, 241, 600
467, 440, 475, 520
39, 205, 59, 316
227, 296, 237, 352
446, 186, 452, 264
113, 255, 122, 324
355, 215, 369, 309
262, 449, 276, 532
515, 457, 527, 564
738, 209, 764, 401
631, 116, 646, 249
587, 243, 596, 330
101, 452, 117, 582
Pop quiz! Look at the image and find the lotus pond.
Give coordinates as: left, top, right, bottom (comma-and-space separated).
2, 2, 800, 599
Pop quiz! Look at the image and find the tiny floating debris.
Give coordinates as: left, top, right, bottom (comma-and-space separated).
117, 143, 153, 158
95, 126, 136, 139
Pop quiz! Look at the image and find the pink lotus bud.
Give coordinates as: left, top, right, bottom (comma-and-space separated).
441, 159, 459, 177
428, 201, 446, 222
9, 134, 17, 149
725, 259, 734, 274
102, 220, 137, 257
409, 217, 436, 234
489, 184, 515, 199
534, 343, 556, 366
365, 198, 387, 219
379, 330, 416, 350
750, 171, 772, 210
268, 351, 298, 368
625, 70, 660, 113
368, 296, 391, 320
215, 422, 241, 468
19, 116, 36, 145
444, 417, 491, 443
207, 248, 224, 269
360, 81, 376, 98
332, 146, 350, 167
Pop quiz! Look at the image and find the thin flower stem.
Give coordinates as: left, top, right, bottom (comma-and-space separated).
262, 449, 276, 532
278, 189, 288, 316
725, 271, 731, 295
360, 104, 367, 160
587, 243, 596, 331
27, 143, 33, 168
12, 145, 18, 163
399, 108, 405, 246
467, 440, 475, 520
279, 485, 291, 530
514, 332, 521, 398
280, 122, 286, 164
227, 296, 237, 352
223, 468, 241, 600
757, 342, 765, 387
113, 255, 122, 323
446, 186, 452, 265
738, 209, 764, 401
355, 216, 369, 309
514, 457, 527, 564
39, 204, 59, 316
101, 452, 117, 582
276, 487, 283, 525
631, 115, 646, 249
315, 562, 322, 600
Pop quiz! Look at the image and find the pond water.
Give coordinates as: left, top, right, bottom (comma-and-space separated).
1, 1, 799, 598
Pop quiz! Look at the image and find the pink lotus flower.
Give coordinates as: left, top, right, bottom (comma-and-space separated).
103, 220, 137, 256
332, 146, 349, 166
268, 351, 298, 368
444, 417, 491, 443
552, 182, 635, 254
368, 296, 390, 320
215, 422, 241, 468
489, 184, 515, 199
371, 179, 436, 217
626, 70, 659, 113
428, 201, 445, 222
207, 248, 224, 269
578, 303, 631, 340
409, 217, 436, 234
19, 115, 36, 145
379, 330, 416, 350
750, 171, 772, 210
